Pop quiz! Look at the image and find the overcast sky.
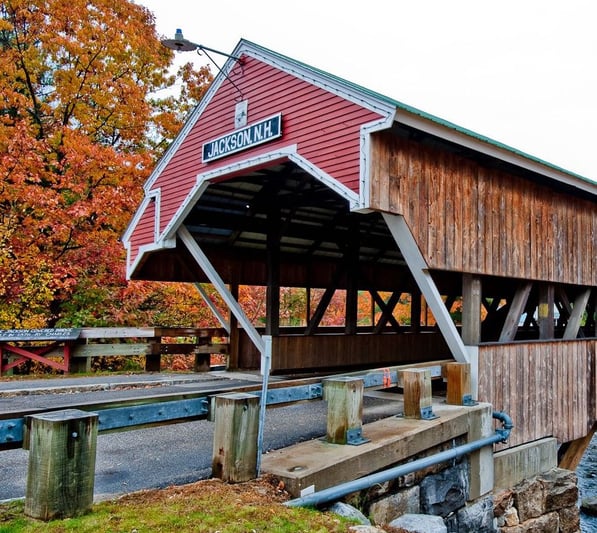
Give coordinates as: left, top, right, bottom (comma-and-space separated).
139, 0, 597, 183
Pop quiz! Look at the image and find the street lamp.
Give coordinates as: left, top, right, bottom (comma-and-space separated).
161, 29, 242, 62
162, 29, 244, 100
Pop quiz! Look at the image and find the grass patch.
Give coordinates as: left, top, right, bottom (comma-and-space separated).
0, 476, 355, 532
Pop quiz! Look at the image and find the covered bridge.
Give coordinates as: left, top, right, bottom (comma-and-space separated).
123, 40, 597, 452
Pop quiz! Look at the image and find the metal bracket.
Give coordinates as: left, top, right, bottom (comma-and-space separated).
462, 394, 478, 407
264, 383, 323, 405
346, 427, 370, 446
0, 418, 23, 446
420, 406, 439, 420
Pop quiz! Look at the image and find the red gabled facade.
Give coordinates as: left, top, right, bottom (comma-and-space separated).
123, 40, 395, 278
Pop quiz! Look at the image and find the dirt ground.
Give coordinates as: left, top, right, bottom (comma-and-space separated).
118, 474, 291, 507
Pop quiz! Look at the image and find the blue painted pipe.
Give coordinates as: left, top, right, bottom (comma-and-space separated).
284, 411, 513, 508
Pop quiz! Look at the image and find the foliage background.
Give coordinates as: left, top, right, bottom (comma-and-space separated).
0, 0, 214, 331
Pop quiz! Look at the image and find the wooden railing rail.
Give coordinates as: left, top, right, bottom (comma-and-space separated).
0, 327, 229, 375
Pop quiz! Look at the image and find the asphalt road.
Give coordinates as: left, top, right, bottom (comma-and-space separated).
0, 373, 402, 502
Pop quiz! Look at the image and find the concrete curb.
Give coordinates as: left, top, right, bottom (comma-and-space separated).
0, 370, 267, 398
0, 378, 213, 398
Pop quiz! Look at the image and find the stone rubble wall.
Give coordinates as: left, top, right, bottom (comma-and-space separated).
493, 468, 580, 532
347, 459, 580, 532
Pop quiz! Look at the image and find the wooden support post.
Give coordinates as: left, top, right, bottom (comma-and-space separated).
266, 207, 280, 336
193, 353, 210, 372
25, 409, 98, 520
401, 368, 435, 419
212, 392, 259, 482
558, 422, 597, 470
0, 347, 13, 376
410, 288, 422, 333
462, 274, 482, 345
145, 338, 161, 372
444, 362, 473, 405
538, 283, 555, 339
68, 342, 91, 374
228, 283, 239, 369
467, 404, 494, 499
324, 377, 365, 445
345, 219, 359, 335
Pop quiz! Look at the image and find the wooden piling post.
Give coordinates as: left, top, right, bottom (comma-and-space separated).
444, 362, 473, 405
212, 392, 259, 482
24, 409, 98, 520
145, 338, 161, 372
324, 377, 365, 444
401, 368, 435, 419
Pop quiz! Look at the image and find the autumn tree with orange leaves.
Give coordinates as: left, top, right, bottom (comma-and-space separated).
0, 0, 214, 329
0, 0, 388, 339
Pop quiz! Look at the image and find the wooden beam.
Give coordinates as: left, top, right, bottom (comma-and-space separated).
324, 377, 364, 444
25, 409, 98, 520
178, 225, 265, 354
411, 288, 422, 332
305, 263, 347, 335
305, 286, 336, 335
563, 288, 591, 340
212, 393, 259, 482
266, 206, 280, 336
228, 283, 239, 369
559, 422, 597, 470
538, 283, 555, 339
79, 327, 156, 339
344, 219, 359, 335
383, 213, 469, 363
444, 362, 472, 406
371, 291, 402, 333
499, 282, 533, 342
261, 402, 486, 498
401, 368, 434, 419
462, 274, 482, 345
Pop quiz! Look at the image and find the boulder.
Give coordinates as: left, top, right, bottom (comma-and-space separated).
388, 513, 447, 533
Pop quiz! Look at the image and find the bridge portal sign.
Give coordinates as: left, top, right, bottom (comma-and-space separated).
0, 328, 81, 342
202, 113, 282, 163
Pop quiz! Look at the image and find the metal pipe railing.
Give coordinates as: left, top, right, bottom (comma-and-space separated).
285, 411, 513, 508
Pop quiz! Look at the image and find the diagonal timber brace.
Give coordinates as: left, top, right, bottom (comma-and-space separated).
178, 226, 264, 354
382, 213, 469, 364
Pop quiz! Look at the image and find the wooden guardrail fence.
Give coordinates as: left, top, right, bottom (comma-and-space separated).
0, 327, 229, 375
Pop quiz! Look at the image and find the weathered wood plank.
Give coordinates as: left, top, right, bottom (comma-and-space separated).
25, 410, 98, 520
401, 368, 433, 419
369, 132, 596, 286
499, 282, 533, 342
324, 377, 364, 444
478, 340, 597, 447
212, 393, 259, 482
444, 362, 472, 405
79, 327, 156, 339
72, 344, 151, 358
462, 274, 482, 345
267, 331, 450, 372
563, 289, 591, 340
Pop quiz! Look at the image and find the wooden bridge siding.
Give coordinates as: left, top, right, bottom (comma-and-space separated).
477, 340, 597, 447
369, 132, 597, 286
236, 331, 450, 371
